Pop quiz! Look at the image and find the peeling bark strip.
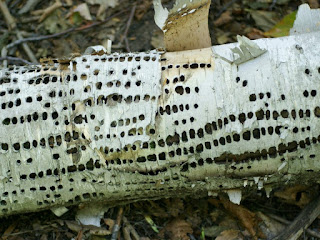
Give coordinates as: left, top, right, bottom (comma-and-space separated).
154, 0, 212, 51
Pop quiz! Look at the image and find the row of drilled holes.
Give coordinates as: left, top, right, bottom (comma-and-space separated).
160, 107, 316, 129
96, 94, 156, 106
1, 95, 57, 110
94, 80, 142, 91
181, 136, 320, 172
164, 85, 198, 95
18, 159, 101, 182
0, 88, 20, 97
102, 115, 315, 163
2, 111, 60, 125
100, 122, 283, 157
2, 176, 179, 211
110, 114, 145, 128
174, 117, 195, 126
235, 77, 249, 87
208, 107, 319, 129
3, 131, 83, 153
0, 77, 18, 85
249, 92, 272, 101
82, 55, 156, 63
28, 75, 59, 85
159, 103, 197, 115
103, 124, 289, 165
165, 75, 185, 84
161, 63, 212, 71
95, 126, 152, 141
303, 90, 317, 97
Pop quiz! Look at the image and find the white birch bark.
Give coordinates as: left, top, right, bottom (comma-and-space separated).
0, 4, 319, 217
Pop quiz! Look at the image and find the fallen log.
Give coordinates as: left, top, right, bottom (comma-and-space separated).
0, 3, 320, 217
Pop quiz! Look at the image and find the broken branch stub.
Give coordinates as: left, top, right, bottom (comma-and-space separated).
153, 0, 212, 51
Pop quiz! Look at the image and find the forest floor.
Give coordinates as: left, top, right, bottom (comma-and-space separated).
1, 0, 320, 239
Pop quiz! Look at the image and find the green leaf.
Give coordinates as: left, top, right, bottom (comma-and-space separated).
144, 215, 159, 233
264, 11, 296, 37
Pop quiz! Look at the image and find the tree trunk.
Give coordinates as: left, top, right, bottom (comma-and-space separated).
0, 30, 320, 217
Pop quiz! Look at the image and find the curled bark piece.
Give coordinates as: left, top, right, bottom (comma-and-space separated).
153, 0, 212, 51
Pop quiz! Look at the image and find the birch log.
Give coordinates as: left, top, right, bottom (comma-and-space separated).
0, 4, 320, 217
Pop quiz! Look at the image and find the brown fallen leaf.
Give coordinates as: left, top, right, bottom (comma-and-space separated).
274, 185, 315, 208
65, 220, 111, 236
135, 0, 153, 20
209, 197, 265, 240
246, 28, 266, 40
216, 229, 243, 240
307, 0, 319, 8
164, 198, 184, 217
214, 10, 233, 27
103, 218, 115, 231
159, 218, 193, 240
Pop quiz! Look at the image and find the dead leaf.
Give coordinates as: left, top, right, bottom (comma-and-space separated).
219, 216, 240, 230
43, 9, 68, 34
214, 10, 233, 27
65, 220, 82, 233
249, 10, 279, 31
103, 218, 115, 231
65, 220, 111, 236
204, 226, 230, 238
210, 209, 222, 222
274, 185, 314, 207
209, 198, 265, 240
216, 229, 243, 240
164, 198, 184, 217
159, 218, 193, 240
135, 0, 153, 20
308, 0, 319, 8
86, 0, 119, 20
40, 234, 48, 240
264, 11, 296, 38
67, 3, 92, 22
215, 29, 231, 44
246, 28, 266, 39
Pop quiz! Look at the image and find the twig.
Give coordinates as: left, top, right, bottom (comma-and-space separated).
111, 207, 124, 240
0, 56, 33, 65
123, 216, 140, 240
121, 4, 136, 52
269, 0, 277, 11
0, 0, 38, 66
272, 194, 320, 240
18, 0, 42, 14
1, 222, 18, 240
37, 0, 62, 22
0, 1, 16, 30
6, 9, 129, 50
215, 0, 238, 18
16, 31, 38, 63
267, 213, 320, 239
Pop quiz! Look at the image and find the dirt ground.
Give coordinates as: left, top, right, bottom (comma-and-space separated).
1, 0, 320, 239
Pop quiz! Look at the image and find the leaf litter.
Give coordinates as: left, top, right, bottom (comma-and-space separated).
1, 0, 320, 239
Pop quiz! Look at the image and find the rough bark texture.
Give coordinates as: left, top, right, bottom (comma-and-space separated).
0, 30, 320, 217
